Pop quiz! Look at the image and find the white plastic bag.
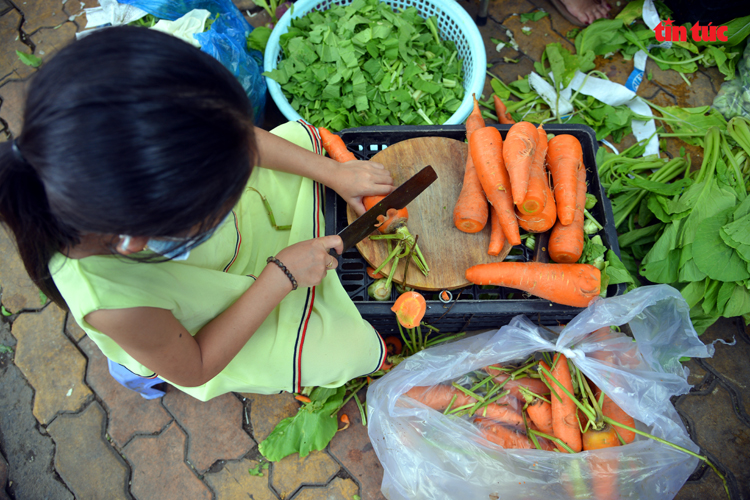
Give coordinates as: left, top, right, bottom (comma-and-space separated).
367, 285, 715, 500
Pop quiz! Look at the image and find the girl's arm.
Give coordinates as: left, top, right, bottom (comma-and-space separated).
254, 127, 395, 215
84, 235, 343, 387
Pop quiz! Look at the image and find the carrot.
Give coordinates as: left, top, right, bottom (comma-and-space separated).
391, 291, 427, 329
465, 262, 601, 308
404, 385, 475, 410
516, 182, 556, 233
526, 398, 554, 436
546, 134, 583, 226
384, 336, 403, 356
453, 151, 489, 233
549, 164, 587, 263
474, 396, 524, 428
470, 127, 521, 246
541, 355, 582, 453
475, 418, 537, 449
487, 206, 506, 256
367, 266, 385, 279
338, 414, 350, 431
484, 367, 550, 401
502, 122, 538, 206
596, 387, 636, 444
319, 127, 356, 162
363, 195, 409, 234
466, 93, 486, 140
583, 424, 621, 500
295, 394, 311, 403
518, 125, 549, 215
493, 95, 516, 124
583, 424, 620, 450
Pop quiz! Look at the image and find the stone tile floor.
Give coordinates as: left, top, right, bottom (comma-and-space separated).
0, 0, 748, 499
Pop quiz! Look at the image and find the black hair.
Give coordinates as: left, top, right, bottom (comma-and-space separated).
0, 26, 256, 309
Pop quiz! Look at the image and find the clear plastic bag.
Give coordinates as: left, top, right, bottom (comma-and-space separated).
367, 285, 715, 500
119, 0, 267, 122
713, 41, 750, 120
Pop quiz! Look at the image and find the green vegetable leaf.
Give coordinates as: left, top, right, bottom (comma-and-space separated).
603, 250, 639, 292
247, 26, 272, 53
614, 0, 643, 24
574, 19, 625, 57
258, 386, 345, 462
520, 11, 548, 23
16, 50, 42, 68
40, 291, 47, 305
1, 305, 12, 316
0, 345, 12, 354
692, 207, 750, 282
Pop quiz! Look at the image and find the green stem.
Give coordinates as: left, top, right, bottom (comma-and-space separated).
339, 380, 368, 410
452, 382, 485, 401
443, 394, 458, 415
528, 429, 575, 454
584, 209, 604, 230
538, 365, 596, 422
424, 331, 466, 347
354, 391, 367, 426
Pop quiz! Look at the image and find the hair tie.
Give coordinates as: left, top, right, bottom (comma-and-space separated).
11, 139, 30, 166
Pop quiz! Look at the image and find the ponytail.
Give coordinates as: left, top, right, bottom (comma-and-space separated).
0, 139, 78, 309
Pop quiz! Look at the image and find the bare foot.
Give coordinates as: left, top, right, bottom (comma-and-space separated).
557, 0, 611, 25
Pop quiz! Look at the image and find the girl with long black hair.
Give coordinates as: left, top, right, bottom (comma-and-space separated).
0, 26, 394, 400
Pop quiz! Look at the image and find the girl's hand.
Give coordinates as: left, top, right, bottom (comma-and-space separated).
329, 160, 394, 216
273, 235, 343, 289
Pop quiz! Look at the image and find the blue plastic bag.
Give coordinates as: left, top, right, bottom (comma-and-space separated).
119, 0, 267, 123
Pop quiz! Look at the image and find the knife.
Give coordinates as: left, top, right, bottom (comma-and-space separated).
330, 165, 438, 257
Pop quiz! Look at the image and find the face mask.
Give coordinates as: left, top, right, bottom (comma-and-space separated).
132, 212, 232, 261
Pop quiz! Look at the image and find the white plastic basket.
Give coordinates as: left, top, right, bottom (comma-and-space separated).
263, 0, 486, 126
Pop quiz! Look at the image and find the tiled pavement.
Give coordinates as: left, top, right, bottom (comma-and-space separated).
0, 0, 748, 499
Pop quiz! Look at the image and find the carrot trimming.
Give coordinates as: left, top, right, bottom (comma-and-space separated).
487, 206, 506, 256
541, 355, 582, 453
493, 95, 516, 124
519, 125, 549, 215
363, 195, 409, 234
465, 262, 601, 308
546, 134, 583, 226
469, 126, 521, 246
502, 121, 538, 206
549, 164, 587, 263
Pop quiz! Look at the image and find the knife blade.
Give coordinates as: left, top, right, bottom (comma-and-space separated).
330, 165, 438, 257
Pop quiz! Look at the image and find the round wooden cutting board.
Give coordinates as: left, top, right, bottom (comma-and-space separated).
347, 136, 511, 291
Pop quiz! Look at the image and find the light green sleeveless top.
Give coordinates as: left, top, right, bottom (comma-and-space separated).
49, 121, 386, 401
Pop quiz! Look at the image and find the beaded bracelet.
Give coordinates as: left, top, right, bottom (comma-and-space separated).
267, 256, 298, 291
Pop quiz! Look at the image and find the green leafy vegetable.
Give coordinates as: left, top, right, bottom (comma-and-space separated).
0, 345, 13, 354
519, 11, 548, 23
264, 0, 464, 130
247, 26, 272, 52
16, 50, 42, 68
258, 386, 345, 462
1, 305, 11, 316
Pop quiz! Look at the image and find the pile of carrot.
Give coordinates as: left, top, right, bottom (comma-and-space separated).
451, 105, 600, 308
403, 349, 642, 499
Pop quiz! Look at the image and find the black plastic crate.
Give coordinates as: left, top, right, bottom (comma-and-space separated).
325, 124, 625, 335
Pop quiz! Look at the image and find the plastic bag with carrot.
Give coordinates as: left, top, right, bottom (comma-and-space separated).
366, 285, 718, 500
